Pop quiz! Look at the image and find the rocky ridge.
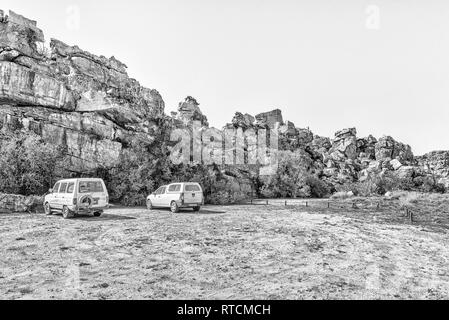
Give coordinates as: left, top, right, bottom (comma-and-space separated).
1, 10, 448, 199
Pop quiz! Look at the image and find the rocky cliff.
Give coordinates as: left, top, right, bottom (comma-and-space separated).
0, 10, 164, 172
1, 10, 448, 199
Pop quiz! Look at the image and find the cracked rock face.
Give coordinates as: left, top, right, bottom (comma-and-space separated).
1, 10, 448, 192
0, 10, 164, 172
374, 136, 414, 162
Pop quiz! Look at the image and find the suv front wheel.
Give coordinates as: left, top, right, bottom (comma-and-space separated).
93, 211, 102, 217
170, 201, 180, 213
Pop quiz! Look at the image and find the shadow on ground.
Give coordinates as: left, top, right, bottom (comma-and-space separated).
48, 213, 137, 221
149, 208, 227, 215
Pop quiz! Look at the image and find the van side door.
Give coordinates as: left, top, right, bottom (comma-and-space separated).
165, 184, 182, 206
155, 187, 167, 207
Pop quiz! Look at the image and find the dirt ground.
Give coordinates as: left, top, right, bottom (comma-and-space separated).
1, 199, 448, 300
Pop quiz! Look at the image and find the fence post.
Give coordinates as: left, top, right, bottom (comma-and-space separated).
285, 200, 287, 206
266, 200, 268, 205
305, 201, 308, 207
328, 202, 330, 208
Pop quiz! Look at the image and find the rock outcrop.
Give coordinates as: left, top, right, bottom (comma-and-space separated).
1, 9, 448, 202
0, 10, 164, 172
417, 151, 449, 188
172, 96, 208, 126
255, 109, 283, 128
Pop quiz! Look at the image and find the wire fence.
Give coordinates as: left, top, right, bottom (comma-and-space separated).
244, 198, 444, 226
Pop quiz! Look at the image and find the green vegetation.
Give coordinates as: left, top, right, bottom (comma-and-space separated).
0, 132, 68, 196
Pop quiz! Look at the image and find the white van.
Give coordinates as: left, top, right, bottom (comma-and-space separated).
147, 182, 204, 213
43, 178, 109, 219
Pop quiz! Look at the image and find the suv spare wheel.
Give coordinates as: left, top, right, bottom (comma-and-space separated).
79, 195, 94, 208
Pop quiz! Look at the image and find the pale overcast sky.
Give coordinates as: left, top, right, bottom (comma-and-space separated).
3, 0, 449, 155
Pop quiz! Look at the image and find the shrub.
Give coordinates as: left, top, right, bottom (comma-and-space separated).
331, 191, 354, 200
260, 149, 330, 198
304, 175, 331, 198
398, 192, 421, 209
102, 138, 253, 205
0, 132, 68, 196
336, 171, 423, 197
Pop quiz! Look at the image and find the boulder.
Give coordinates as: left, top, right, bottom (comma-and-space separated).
328, 128, 358, 161
255, 109, 283, 128
375, 136, 413, 162
176, 96, 208, 126
0, 193, 44, 213
231, 112, 254, 129
357, 135, 377, 159
397, 166, 415, 179
390, 159, 403, 170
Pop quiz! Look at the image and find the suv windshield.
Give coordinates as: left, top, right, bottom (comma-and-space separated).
79, 181, 104, 193
185, 184, 201, 192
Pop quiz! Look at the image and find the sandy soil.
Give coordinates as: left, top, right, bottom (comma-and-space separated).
0, 199, 448, 300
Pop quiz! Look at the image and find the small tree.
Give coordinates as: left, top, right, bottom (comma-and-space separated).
260, 149, 330, 198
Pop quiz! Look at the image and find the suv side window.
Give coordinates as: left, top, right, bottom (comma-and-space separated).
53, 183, 60, 193
59, 183, 68, 193
66, 183, 74, 193
168, 184, 181, 192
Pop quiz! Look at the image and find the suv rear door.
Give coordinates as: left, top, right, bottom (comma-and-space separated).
183, 184, 203, 204
78, 180, 107, 207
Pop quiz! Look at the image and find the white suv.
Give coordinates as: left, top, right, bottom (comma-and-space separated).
147, 182, 204, 213
43, 178, 109, 219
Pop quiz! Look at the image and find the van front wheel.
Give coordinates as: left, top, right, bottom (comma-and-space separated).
147, 199, 153, 210
44, 202, 52, 215
170, 201, 180, 213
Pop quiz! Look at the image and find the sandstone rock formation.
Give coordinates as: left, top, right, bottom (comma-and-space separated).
0, 10, 164, 172
173, 96, 208, 126
1, 9, 448, 204
417, 151, 449, 188
255, 109, 283, 128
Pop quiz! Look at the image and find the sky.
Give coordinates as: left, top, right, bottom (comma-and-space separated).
3, 0, 449, 155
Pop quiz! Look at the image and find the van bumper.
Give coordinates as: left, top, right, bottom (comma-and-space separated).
177, 201, 202, 208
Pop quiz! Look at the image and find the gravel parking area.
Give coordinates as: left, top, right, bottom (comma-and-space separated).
1, 202, 448, 299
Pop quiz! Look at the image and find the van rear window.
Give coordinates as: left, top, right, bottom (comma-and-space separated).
185, 184, 201, 192
79, 181, 104, 193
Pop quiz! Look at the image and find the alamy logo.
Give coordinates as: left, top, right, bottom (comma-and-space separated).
169, 121, 279, 175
